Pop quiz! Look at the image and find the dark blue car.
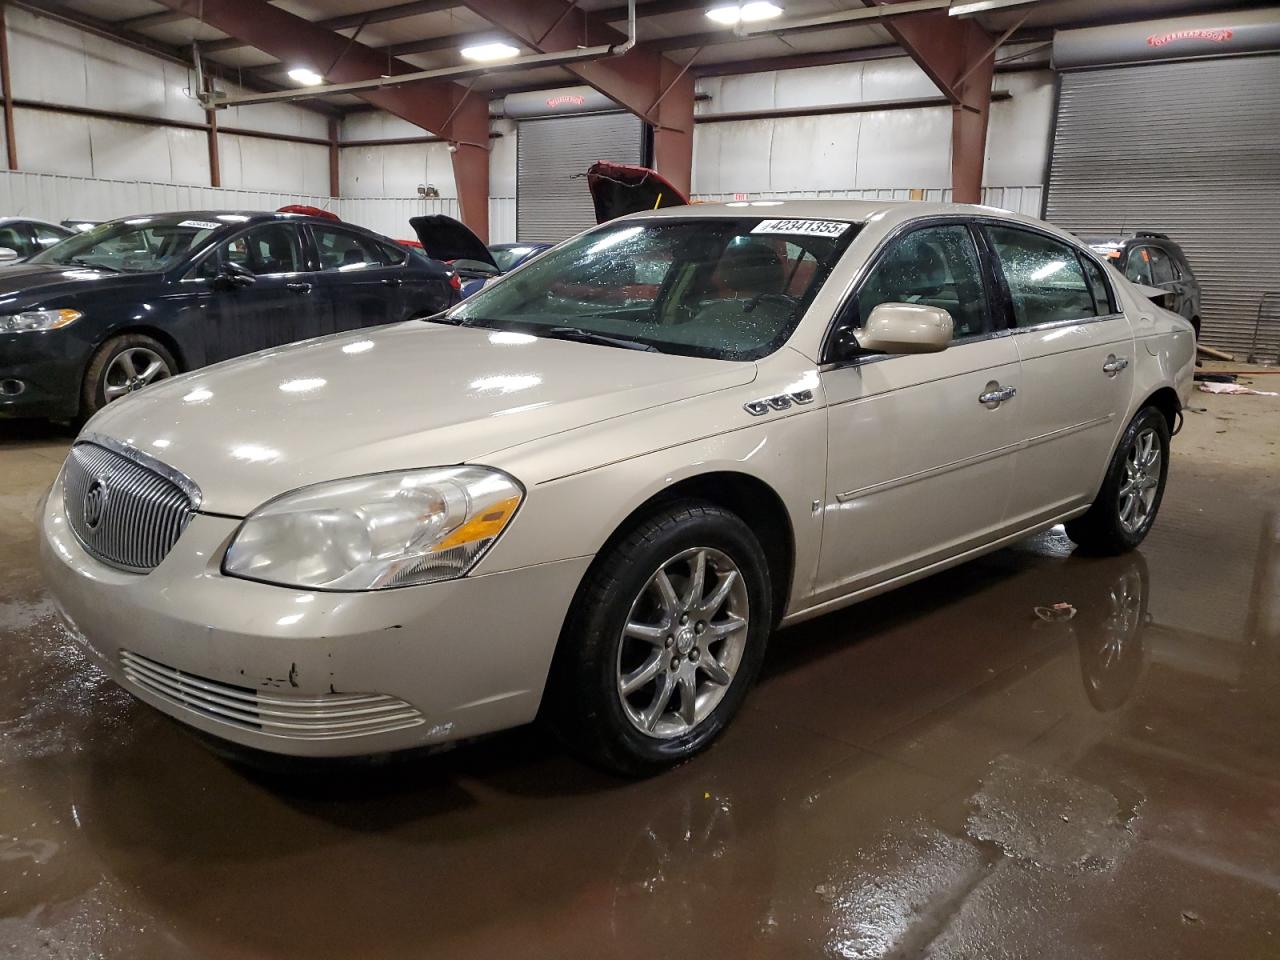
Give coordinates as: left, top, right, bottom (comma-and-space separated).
0, 211, 459, 420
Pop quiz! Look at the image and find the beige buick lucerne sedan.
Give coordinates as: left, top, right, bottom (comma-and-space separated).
40, 201, 1195, 775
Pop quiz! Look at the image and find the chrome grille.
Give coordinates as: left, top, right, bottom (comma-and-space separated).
62, 437, 199, 572
119, 651, 426, 740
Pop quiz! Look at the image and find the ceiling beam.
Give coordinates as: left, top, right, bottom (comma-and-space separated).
462, 0, 697, 194
199, 0, 462, 53
151, 0, 492, 236
12, 0, 342, 116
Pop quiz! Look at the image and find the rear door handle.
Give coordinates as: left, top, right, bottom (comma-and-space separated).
1102, 355, 1129, 375
382, 277, 403, 287
978, 383, 1016, 407
286, 281, 312, 294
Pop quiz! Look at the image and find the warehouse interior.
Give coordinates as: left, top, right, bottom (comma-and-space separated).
1, 0, 1278, 957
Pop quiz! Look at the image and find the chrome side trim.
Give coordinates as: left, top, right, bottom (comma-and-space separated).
835, 414, 1115, 503
80, 432, 203, 509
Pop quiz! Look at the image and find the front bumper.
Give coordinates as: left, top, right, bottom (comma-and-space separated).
0, 331, 87, 419
39, 483, 590, 757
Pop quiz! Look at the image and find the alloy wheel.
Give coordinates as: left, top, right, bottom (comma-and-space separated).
616, 547, 750, 739
1118, 427, 1161, 534
104, 347, 171, 402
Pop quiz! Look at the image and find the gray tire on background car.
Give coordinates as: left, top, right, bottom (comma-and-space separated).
1065, 406, 1171, 555
548, 500, 772, 777
81, 333, 177, 419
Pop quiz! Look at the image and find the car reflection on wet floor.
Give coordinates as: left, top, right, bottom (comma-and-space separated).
0, 418, 1277, 960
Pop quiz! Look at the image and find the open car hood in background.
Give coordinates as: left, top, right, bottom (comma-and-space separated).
409, 214, 498, 269
587, 162, 689, 224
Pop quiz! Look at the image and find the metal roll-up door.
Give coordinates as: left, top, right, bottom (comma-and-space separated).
517, 112, 644, 242
1044, 55, 1280, 354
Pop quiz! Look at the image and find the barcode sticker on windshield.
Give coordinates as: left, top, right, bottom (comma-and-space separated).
179, 220, 221, 230
751, 219, 851, 238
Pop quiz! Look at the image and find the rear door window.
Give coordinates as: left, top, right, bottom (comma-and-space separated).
985, 225, 1098, 327
1124, 246, 1155, 286
1146, 247, 1176, 285
225, 223, 303, 276
1079, 255, 1115, 315
312, 226, 383, 271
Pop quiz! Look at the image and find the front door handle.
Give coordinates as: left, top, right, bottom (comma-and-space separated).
978, 382, 1016, 407
382, 277, 403, 287
1102, 355, 1129, 375
286, 281, 312, 294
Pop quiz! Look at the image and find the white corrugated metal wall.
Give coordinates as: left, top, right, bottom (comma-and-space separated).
692, 61, 1054, 202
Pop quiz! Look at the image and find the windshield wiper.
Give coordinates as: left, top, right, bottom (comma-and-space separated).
542, 326, 658, 352
68, 257, 124, 273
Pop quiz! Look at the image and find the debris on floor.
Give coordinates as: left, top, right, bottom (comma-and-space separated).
1034, 602, 1077, 622
1197, 381, 1280, 397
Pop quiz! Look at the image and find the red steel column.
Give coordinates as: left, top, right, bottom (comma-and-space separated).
883, 8, 995, 204
463, 0, 694, 196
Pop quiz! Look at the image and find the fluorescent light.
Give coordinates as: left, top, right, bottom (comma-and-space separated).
288, 67, 323, 85
706, 4, 742, 23
741, 1, 783, 21
460, 41, 520, 62
949, 0, 1034, 15
706, 2, 782, 24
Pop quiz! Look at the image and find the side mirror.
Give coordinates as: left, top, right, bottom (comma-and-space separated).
0, 247, 20, 262
216, 261, 256, 289
856, 303, 953, 355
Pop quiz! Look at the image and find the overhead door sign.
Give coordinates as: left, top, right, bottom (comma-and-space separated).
751, 219, 851, 238
1147, 28, 1234, 48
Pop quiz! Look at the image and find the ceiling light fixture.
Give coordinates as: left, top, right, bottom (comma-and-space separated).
948, 0, 1037, 15
459, 41, 520, 62
706, 2, 783, 25
287, 67, 324, 85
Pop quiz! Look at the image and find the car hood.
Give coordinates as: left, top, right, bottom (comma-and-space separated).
0, 263, 149, 304
86, 322, 756, 516
587, 162, 689, 223
408, 215, 497, 269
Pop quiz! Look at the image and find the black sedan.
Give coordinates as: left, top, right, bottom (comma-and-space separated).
0, 211, 460, 420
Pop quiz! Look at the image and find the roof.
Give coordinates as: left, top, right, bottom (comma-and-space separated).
629, 198, 1048, 226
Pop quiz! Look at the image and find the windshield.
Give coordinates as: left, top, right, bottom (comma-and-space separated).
453, 217, 859, 360
29, 217, 223, 273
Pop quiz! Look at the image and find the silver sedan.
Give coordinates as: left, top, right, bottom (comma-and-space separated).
39, 200, 1195, 775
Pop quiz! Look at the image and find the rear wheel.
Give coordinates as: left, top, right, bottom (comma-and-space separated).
548, 501, 772, 777
1065, 407, 1170, 554
81, 334, 176, 418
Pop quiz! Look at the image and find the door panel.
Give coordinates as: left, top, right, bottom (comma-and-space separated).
200, 223, 330, 362
309, 226, 405, 331
984, 224, 1135, 524
816, 221, 1020, 599
818, 338, 1023, 597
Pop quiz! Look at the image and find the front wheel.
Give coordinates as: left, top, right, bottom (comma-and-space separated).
1065, 406, 1170, 554
81, 334, 176, 418
548, 501, 772, 777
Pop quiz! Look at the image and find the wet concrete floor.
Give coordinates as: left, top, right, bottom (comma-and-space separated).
1, 393, 1277, 959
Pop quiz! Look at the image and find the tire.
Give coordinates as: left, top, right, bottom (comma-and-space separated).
81, 334, 177, 419
1065, 406, 1170, 555
547, 500, 773, 777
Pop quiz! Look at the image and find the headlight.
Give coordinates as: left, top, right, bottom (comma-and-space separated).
0, 308, 82, 333
223, 466, 523, 590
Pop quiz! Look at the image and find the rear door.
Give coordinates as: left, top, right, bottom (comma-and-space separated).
200, 221, 324, 361
816, 220, 1023, 599
308, 224, 405, 330
982, 223, 1134, 525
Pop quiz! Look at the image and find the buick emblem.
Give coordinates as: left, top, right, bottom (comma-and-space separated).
83, 478, 108, 531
